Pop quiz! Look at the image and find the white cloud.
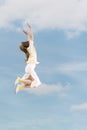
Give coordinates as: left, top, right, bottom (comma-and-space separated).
24, 83, 70, 95
66, 30, 80, 39
54, 61, 87, 87
57, 62, 87, 74
71, 103, 87, 110
0, 0, 6, 6
0, 0, 87, 35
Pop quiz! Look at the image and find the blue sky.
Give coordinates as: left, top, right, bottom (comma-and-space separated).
1, 0, 87, 130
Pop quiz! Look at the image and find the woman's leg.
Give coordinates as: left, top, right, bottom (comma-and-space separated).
19, 64, 41, 88
20, 64, 35, 87
22, 75, 34, 87
29, 64, 41, 88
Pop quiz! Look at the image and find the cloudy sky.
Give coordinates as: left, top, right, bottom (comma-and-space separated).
1, 0, 87, 130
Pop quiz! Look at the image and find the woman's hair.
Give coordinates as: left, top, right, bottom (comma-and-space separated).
19, 41, 30, 61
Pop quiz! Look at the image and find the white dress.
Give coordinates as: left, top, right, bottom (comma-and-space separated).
22, 40, 41, 87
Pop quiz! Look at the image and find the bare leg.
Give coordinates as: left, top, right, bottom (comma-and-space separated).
29, 75, 34, 81
15, 75, 35, 94
22, 75, 35, 88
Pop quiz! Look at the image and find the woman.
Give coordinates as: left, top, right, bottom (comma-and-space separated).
15, 23, 41, 93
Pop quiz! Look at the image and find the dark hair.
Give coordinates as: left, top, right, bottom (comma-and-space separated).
19, 41, 30, 61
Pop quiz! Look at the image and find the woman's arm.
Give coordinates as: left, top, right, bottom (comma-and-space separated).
22, 23, 34, 42
27, 23, 34, 41
22, 30, 28, 35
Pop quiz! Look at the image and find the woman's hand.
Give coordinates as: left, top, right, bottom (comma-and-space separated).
27, 23, 31, 28
22, 30, 28, 35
